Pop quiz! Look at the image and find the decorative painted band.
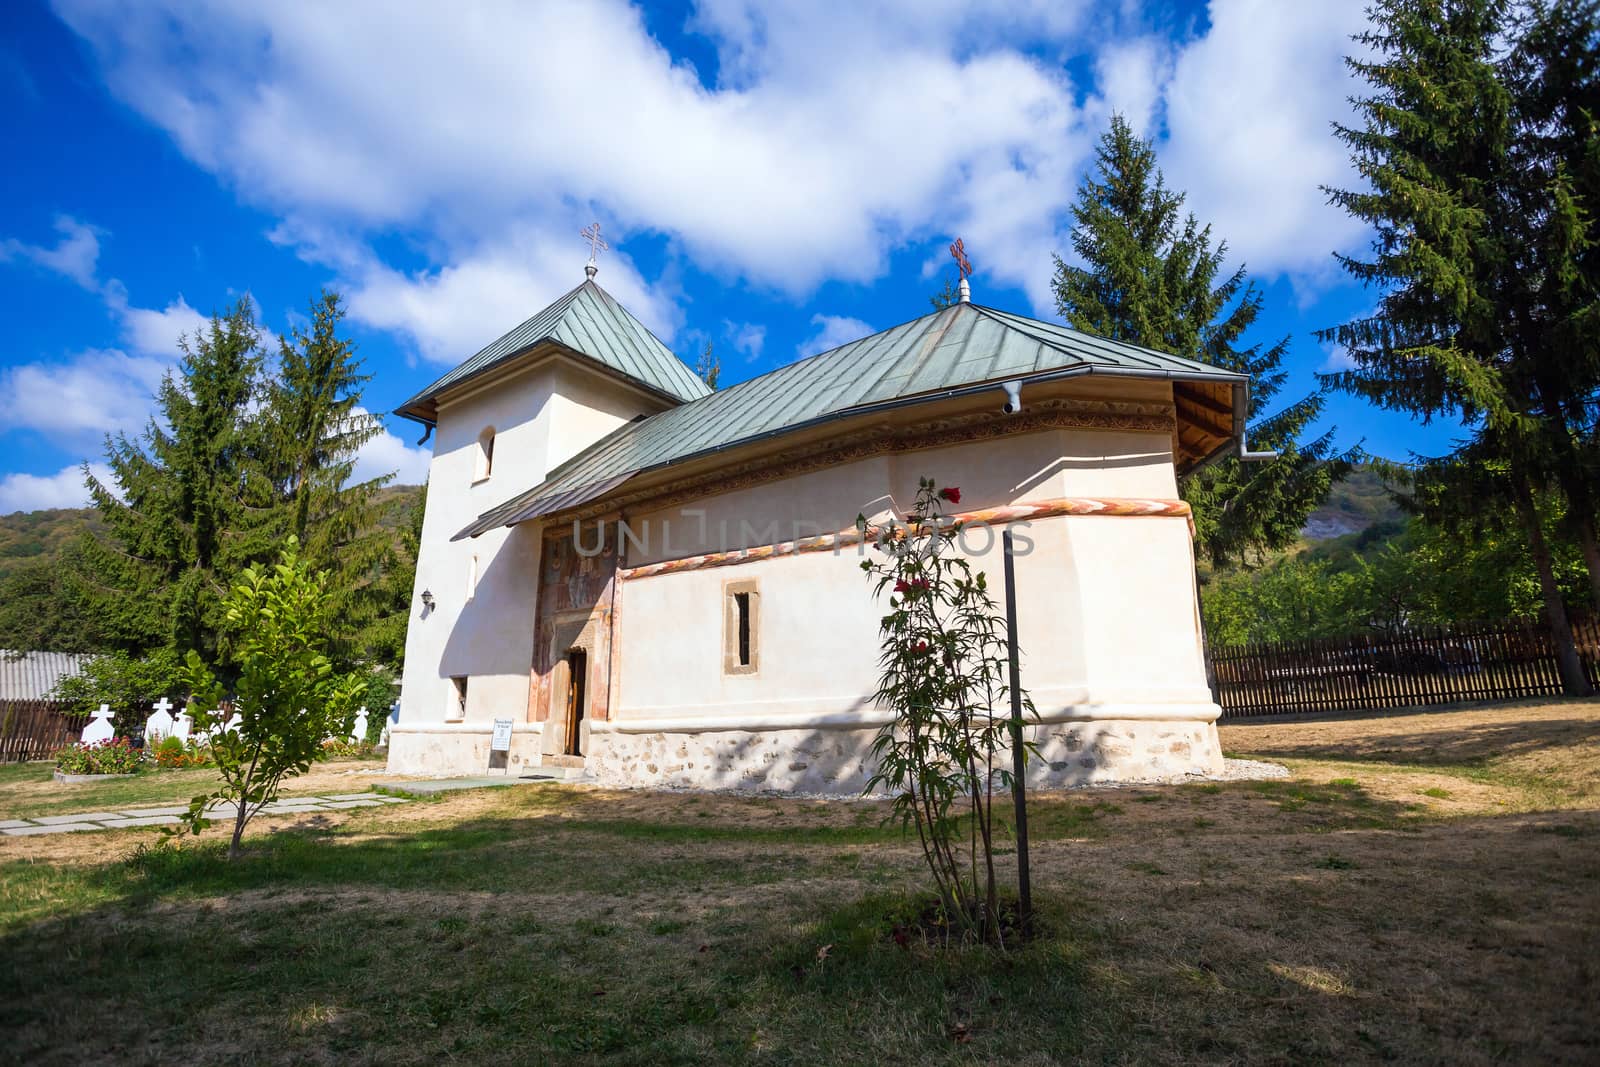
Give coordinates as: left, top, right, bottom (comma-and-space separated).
619, 496, 1193, 581
592, 701, 1221, 735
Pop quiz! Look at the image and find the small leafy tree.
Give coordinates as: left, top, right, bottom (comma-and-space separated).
175, 538, 364, 858
857, 479, 1036, 945
52, 648, 183, 725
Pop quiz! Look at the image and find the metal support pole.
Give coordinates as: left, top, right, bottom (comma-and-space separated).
1001, 530, 1032, 935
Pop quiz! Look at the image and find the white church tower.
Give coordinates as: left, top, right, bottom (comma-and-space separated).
391, 231, 710, 770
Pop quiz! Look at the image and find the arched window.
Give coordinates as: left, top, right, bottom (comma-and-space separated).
474, 427, 495, 482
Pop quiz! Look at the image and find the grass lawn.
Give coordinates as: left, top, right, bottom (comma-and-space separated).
0, 755, 390, 820
2, 700, 1596, 1065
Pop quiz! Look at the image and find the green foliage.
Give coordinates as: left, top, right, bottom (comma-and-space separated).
52, 648, 183, 722
1052, 115, 1352, 568
0, 548, 103, 653
175, 538, 366, 858
152, 735, 211, 769
1204, 502, 1589, 644
252, 291, 396, 667
1319, 0, 1600, 691
857, 478, 1036, 945
78, 301, 266, 661
58, 290, 417, 675
930, 272, 960, 310
53, 738, 141, 776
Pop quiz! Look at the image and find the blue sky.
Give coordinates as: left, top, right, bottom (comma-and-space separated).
0, 0, 1466, 513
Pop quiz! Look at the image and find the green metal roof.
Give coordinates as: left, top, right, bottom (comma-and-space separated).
454, 300, 1248, 540
395, 278, 711, 424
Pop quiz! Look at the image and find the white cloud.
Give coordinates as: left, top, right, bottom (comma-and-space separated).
350, 409, 432, 486
100, 281, 210, 357
1086, 37, 1172, 135
0, 215, 102, 289
49, 0, 1373, 333
1158, 0, 1371, 280
0, 348, 168, 440
797, 314, 873, 359
724, 320, 766, 360
53, 0, 1099, 309
297, 222, 682, 365
0, 462, 113, 514
1319, 341, 1358, 373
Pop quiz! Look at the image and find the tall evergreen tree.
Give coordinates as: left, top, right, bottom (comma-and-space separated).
1319, 0, 1598, 694
1504, 0, 1600, 607
77, 300, 264, 661
1053, 116, 1352, 569
254, 290, 395, 665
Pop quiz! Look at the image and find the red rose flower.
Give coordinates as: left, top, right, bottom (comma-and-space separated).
939, 487, 961, 504
894, 579, 910, 594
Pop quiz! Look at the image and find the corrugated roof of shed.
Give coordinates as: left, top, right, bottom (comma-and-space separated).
0, 650, 90, 702
455, 300, 1246, 539
396, 279, 711, 422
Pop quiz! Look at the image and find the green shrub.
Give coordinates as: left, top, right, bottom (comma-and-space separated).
152, 736, 210, 769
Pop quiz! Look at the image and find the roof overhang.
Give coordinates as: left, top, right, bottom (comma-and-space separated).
450, 362, 1247, 542
394, 339, 691, 428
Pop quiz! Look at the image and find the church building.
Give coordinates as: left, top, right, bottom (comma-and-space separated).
387, 250, 1250, 792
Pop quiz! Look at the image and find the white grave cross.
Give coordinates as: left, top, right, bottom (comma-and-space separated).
350, 706, 369, 743
81, 704, 115, 745
172, 708, 193, 743
145, 698, 175, 745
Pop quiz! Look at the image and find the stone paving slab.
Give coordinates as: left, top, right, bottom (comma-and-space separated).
4, 790, 410, 836
33, 812, 127, 825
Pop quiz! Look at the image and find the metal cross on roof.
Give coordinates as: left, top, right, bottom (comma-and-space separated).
581, 222, 609, 278
949, 238, 972, 279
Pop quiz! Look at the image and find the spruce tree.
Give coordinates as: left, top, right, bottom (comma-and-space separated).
1052, 115, 1352, 569
1319, 0, 1596, 694
255, 290, 394, 665
78, 300, 264, 661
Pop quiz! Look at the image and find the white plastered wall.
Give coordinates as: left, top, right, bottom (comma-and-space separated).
390, 358, 668, 774
597, 425, 1221, 788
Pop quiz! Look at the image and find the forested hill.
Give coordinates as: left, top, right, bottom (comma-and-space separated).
0, 484, 425, 585
0, 507, 107, 584
1300, 464, 1405, 542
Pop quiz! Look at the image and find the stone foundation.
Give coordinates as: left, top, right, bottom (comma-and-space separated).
386, 722, 545, 777
585, 710, 1223, 793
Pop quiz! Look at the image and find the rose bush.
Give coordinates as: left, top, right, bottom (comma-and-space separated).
53, 738, 142, 776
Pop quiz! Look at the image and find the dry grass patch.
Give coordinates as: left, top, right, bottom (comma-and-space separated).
0, 704, 1596, 1064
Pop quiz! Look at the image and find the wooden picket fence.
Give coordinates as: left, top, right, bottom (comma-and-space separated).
1208, 616, 1600, 719
0, 700, 92, 763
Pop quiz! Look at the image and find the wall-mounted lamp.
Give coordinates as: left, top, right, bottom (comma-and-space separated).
420, 589, 435, 611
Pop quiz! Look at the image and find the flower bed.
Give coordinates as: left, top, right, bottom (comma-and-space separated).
52, 737, 143, 780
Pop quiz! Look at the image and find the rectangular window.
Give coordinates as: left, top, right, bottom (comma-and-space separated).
734, 593, 751, 666
449, 676, 468, 720
722, 579, 759, 675
467, 554, 479, 600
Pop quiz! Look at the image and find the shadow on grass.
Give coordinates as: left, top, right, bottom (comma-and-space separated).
1228, 715, 1600, 768
3, 789, 1598, 1064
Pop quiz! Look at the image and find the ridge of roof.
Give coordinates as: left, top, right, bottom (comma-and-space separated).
453, 301, 1247, 541
395, 279, 711, 423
